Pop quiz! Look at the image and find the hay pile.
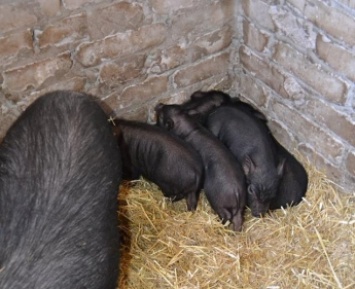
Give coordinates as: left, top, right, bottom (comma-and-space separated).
117, 159, 355, 289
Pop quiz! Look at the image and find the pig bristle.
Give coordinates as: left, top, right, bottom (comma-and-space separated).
117, 155, 354, 288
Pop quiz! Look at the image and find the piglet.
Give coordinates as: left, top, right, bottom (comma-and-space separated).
230, 100, 308, 210
112, 119, 203, 211
206, 106, 285, 217
180, 90, 232, 123
156, 104, 246, 231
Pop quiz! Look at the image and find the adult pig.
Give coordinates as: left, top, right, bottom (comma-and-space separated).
112, 119, 203, 211
0, 91, 122, 289
206, 106, 284, 217
156, 104, 246, 231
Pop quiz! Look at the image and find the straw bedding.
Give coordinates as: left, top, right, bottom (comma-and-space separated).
117, 158, 355, 289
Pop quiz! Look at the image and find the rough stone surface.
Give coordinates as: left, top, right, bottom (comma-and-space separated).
151, 0, 203, 14
0, 30, 34, 66
242, 0, 276, 31
304, 1, 355, 47
2, 52, 73, 93
62, 0, 102, 10
99, 55, 146, 87
106, 75, 169, 112
38, 13, 87, 48
316, 35, 355, 82
37, 0, 61, 17
303, 99, 355, 147
171, 0, 234, 40
273, 42, 348, 104
0, 4, 37, 34
269, 99, 344, 165
76, 24, 167, 67
237, 72, 268, 107
243, 20, 269, 52
173, 52, 230, 88
346, 151, 355, 177
298, 144, 344, 184
240, 46, 288, 98
87, 2, 144, 40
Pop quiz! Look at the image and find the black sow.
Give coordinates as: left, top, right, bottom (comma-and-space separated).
156, 104, 246, 231
0, 91, 122, 289
206, 106, 284, 217
112, 119, 203, 211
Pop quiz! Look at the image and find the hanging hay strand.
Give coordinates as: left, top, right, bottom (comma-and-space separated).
117, 159, 355, 289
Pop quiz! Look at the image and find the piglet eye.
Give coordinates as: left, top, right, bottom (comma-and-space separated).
247, 185, 255, 195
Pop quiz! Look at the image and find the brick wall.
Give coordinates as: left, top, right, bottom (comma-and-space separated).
0, 0, 236, 134
0, 0, 354, 193
235, 0, 355, 193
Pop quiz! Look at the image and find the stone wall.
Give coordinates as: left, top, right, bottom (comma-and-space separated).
0, 0, 235, 134
1, 0, 354, 193
235, 0, 355, 193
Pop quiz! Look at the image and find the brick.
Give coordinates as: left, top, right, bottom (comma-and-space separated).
76, 24, 166, 67
210, 74, 233, 91
2, 52, 72, 93
99, 54, 146, 87
38, 13, 87, 48
171, 0, 234, 38
282, 76, 308, 106
39, 77, 86, 94
242, 0, 276, 31
173, 52, 230, 88
115, 106, 149, 122
168, 73, 232, 99
151, 0, 203, 14
298, 144, 343, 183
87, 2, 144, 39
267, 119, 297, 149
147, 44, 188, 73
273, 42, 347, 104
106, 76, 169, 112
240, 45, 288, 97
287, 0, 306, 11
37, 0, 61, 17
270, 6, 315, 49
190, 25, 233, 61
346, 151, 355, 177
304, 1, 355, 47
303, 99, 355, 147
269, 99, 344, 164
0, 30, 33, 66
148, 25, 232, 74
316, 35, 355, 82
62, 0, 101, 10
243, 20, 269, 52
237, 72, 268, 107
0, 4, 37, 34
337, 0, 355, 9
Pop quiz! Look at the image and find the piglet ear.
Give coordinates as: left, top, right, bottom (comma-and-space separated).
166, 118, 174, 130
190, 91, 205, 99
155, 103, 164, 112
277, 158, 286, 176
242, 155, 255, 176
186, 109, 199, 116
